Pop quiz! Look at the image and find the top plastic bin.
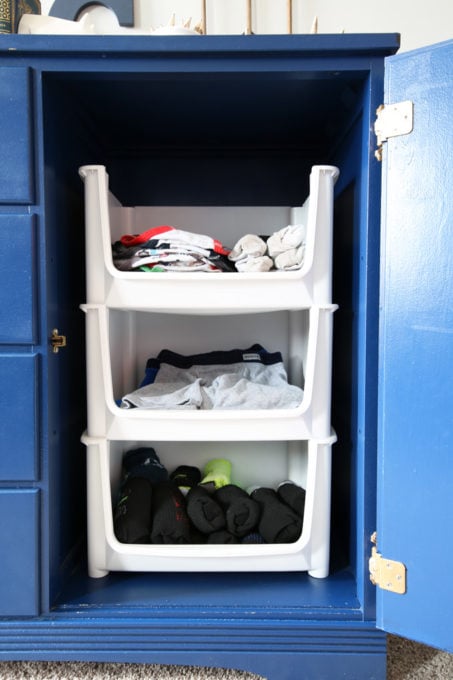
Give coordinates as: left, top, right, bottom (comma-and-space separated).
79, 164, 339, 313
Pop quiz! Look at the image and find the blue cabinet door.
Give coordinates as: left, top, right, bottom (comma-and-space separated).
0, 354, 38, 481
0, 68, 34, 204
377, 40, 453, 651
0, 214, 36, 344
0, 489, 40, 616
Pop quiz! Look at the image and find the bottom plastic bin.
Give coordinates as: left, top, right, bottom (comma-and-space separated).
82, 433, 336, 578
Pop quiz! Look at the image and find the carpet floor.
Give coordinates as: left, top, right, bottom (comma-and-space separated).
0, 636, 452, 679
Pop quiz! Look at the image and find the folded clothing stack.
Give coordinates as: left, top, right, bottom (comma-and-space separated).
120, 344, 304, 411
112, 225, 236, 273
111, 222, 306, 274
113, 449, 306, 546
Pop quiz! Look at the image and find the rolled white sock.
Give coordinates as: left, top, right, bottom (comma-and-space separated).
274, 244, 305, 271
267, 224, 304, 258
229, 234, 267, 262
234, 255, 274, 272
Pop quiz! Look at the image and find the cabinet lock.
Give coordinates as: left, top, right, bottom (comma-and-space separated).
51, 328, 67, 353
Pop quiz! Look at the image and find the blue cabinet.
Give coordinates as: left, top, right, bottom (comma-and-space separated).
0, 34, 450, 678
0, 68, 34, 204
0, 69, 39, 617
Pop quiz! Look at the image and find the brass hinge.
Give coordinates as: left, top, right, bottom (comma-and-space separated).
369, 532, 406, 594
374, 100, 414, 161
50, 328, 67, 353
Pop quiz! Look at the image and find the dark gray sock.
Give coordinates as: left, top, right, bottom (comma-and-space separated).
215, 484, 260, 537
114, 477, 152, 544
186, 485, 226, 534
206, 530, 239, 544
277, 482, 306, 519
123, 447, 168, 484
150, 481, 192, 544
170, 465, 201, 493
251, 487, 302, 543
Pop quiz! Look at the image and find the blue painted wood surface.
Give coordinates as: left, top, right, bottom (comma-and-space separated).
0, 214, 36, 343
0, 68, 34, 204
0, 489, 40, 615
0, 34, 407, 678
378, 39, 453, 651
0, 354, 38, 480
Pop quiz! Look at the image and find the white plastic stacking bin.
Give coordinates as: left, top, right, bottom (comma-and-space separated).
79, 164, 339, 312
81, 433, 336, 578
81, 304, 337, 441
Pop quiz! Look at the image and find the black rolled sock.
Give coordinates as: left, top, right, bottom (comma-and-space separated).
123, 447, 168, 484
277, 482, 306, 519
113, 477, 153, 544
214, 484, 260, 538
251, 487, 302, 543
170, 465, 201, 494
206, 530, 239, 544
150, 481, 192, 544
189, 527, 207, 544
186, 485, 226, 534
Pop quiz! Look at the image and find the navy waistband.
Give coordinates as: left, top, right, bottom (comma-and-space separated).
146, 344, 283, 369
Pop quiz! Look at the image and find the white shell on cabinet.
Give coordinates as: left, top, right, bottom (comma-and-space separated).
79, 164, 339, 313
80, 162, 338, 578
80, 304, 337, 441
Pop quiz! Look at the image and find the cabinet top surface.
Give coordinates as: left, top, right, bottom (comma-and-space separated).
0, 33, 400, 58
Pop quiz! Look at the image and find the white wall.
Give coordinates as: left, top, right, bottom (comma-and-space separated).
41, 0, 452, 52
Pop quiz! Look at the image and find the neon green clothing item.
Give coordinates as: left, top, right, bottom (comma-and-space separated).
201, 458, 232, 489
